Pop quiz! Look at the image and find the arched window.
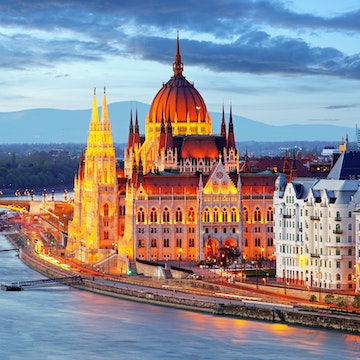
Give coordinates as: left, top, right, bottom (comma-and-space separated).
203, 208, 210, 222
222, 208, 228, 222
231, 207, 237, 222
175, 207, 183, 222
137, 207, 145, 223
187, 207, 195, 222
244, 207, 249, 222
336, 273, 341, 281
163, 207, 170, 223
254, 206, 261, 222
150, 207, 157, 223
213, 208, 219, 222
103, 203, 109, 217
348, 223, 352, 231
266, 207, 273, 222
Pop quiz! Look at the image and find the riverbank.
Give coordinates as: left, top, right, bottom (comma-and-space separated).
3, 230, 360, 334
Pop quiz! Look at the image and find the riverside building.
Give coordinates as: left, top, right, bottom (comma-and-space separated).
274, 147, 360, 291
67, 36, 307, 272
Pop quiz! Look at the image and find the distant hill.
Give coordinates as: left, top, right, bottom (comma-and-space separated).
0, 101, 354, 144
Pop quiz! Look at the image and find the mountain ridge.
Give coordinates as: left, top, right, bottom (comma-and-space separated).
0, 101, 353, 144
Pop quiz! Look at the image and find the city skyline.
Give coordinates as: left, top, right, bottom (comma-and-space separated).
0, 0, 359, 128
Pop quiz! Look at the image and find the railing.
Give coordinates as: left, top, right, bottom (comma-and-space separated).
333, 229, 343, 234
310, 215, 320, 220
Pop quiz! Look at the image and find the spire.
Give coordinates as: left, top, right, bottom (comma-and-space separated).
165, 116, 173, 149
100, 86, 109, 124
159, 115, 166, 153
127, 109, 134, 149
289, 149, 298, 182
173, 31, 183, 75
133, 108, 141, 145
220, 104, 226, 138
91, 88, 99, 124
227, 104, 235, 149
283, 150, 290, 175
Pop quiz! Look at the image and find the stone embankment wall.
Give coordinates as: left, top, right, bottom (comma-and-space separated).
17, 248, 360, 333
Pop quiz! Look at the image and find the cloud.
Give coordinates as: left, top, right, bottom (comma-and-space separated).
324, 104, 359, 110
0, 1, 359, 79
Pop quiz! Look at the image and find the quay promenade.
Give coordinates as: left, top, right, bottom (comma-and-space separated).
2, 227, 360, 334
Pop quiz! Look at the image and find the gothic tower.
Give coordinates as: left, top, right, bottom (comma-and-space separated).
68, 88, 118, 263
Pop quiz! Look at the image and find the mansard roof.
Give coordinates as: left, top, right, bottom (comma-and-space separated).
327, 150, 360, 180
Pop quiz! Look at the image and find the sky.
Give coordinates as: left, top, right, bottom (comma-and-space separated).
0, 0, 359, 128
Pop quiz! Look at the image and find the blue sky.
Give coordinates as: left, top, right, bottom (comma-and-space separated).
0, 0, 359, 128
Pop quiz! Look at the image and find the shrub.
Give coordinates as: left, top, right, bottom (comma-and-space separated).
324, 294, 335, 304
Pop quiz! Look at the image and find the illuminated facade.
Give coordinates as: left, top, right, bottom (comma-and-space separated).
68, 36, 277, 267
274, 176, 358, 290
67, 89, 118, 263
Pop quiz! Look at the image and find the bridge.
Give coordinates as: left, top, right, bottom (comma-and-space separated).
0, 199, 30, 213
1, 275, 85, 291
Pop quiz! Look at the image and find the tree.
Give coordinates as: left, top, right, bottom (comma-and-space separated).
352, 293, 360, 308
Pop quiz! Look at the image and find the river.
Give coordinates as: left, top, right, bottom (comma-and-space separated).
0, 234, 359, 360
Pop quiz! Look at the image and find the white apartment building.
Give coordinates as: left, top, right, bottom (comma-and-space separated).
274, 174, 359, 291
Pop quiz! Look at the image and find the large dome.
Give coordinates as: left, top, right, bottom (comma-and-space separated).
147, 36, 211, 136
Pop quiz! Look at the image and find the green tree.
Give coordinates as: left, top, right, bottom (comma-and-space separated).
352, 294, 360, 308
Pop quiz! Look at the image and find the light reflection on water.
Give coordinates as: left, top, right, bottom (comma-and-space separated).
0, 235, 359, 360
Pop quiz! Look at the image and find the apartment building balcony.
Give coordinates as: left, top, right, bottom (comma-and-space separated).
334, 216, 341, 221
310, 215, 320, 220
333, 229, 343, 234
283, 214, 292, 219
310, 253, 320, 258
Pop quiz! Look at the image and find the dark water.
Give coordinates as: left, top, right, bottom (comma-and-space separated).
0, 235, 359, 360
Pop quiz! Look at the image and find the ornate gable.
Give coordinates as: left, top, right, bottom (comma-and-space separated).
203, 161, 237, 195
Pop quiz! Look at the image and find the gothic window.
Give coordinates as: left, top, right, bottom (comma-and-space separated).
150, 207, 157, 223
104, 231, 109, 240
231, 207, 237, 222
175, 207, 183, 222
243, 207, 249, 222
187, 207, 195, 222
163, 238, 170, 248
266, 207, 273, 222
222, 207, 228, 222
163, 207, 170, 222
204, 208, 210, 222
138, 239, 145, 248
137, 207, 145, 223
103, 203, 109, 217
150, 239, 157, 247
213, 208, 219, 222
189, 238, 195, 247
176, 238, 182, 247
254, 206, 261, 222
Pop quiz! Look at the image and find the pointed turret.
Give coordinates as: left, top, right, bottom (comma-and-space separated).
220, 104, 226, 138
289, 149, 298, 182
227, 104, 235, 149
165, 116, 173, 150
133, 108, 141, 146
100, 87, 109, 124
173, 31, 183, 75
90, 88, 99, 125
127, 109, 134, 149
159, 115, 166, 153
283, 150, 290, 175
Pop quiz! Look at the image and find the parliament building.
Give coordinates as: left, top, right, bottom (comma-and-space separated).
67, 36, 279, 270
